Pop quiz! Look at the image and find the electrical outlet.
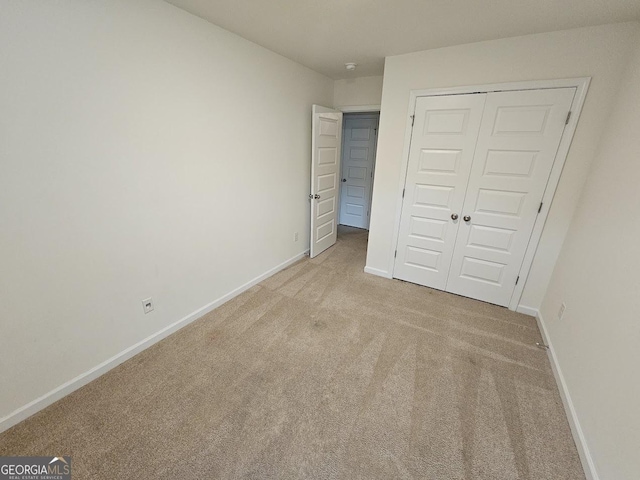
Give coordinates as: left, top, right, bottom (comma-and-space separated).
294, 231, 299, 242
558, 302, 566, 320
142, 297, 154, 314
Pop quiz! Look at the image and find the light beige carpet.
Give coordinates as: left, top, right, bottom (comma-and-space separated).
0, 226, 584, 479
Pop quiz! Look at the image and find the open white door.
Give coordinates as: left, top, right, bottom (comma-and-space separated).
310, 105, 343, 258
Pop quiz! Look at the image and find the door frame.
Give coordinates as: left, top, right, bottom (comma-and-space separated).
339, 105, 381, 113
339, 112, 380, 229
389, 77, 590, 311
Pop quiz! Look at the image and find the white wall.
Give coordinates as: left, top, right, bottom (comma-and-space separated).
540, 37, 640, 480
366, 22, 640, 310
0, 0, 333, 422
333, 75, 383, 109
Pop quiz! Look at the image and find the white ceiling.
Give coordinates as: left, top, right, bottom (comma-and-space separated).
165, 0, 640, 79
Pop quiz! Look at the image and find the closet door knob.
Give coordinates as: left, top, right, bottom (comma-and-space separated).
463, 215, 471, 222
451, 213, 458, 220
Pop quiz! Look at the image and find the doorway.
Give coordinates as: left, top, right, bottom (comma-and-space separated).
338, 113, 379, 230
309, 107, 379, 259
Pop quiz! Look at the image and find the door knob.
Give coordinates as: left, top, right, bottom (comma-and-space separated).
451, 213, 459, 220
342, 178, 347, 182
314, 194, 321, 199
463, 215, 471, 222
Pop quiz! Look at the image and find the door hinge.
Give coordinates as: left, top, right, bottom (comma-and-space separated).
394, 250, 397, 258
402, 188, 405, 198
410, 115, 415, 127
538, 202, 543, 214
516, 275, 520, 285
565, 111, 572, 125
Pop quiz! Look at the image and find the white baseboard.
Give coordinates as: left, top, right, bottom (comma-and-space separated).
516, 304, 539, 317
0, 249, 309, 434
363, 266, 392, 279
535, 310, 599, 480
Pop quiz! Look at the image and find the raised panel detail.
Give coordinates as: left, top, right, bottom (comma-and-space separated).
348, 166, 366, 180
318, 147, 337, 165
346, 186, 365, 198
414, 185, 453, 209
405, 246, 441, 271
317, 197, 335, 218
418, 149, 461, 174
424, 109, 469, 134
349, 147, 368, 160
409, 217, 447, 242
460, 257, 505, 285
317, 173, 336, 193
484, 150, 537, 177
346, 203, 364, 217
351, 128, 370, 140
493, 106, 551, 135
467, 225, 515, 252
476, 189, 525, 217
319, 118, 338, 137
316, 219, 335, 242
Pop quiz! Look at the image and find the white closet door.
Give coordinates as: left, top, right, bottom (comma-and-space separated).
339, 116, 378, 229
310, 105, 343, 258
393, 94, 486, 289
446, 88, 575, 306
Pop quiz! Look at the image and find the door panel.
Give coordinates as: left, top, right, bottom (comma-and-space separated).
445, 88, 575, 306
339, 116, 378, 229
310, 105, 343, 258
393, 94, 487, 290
